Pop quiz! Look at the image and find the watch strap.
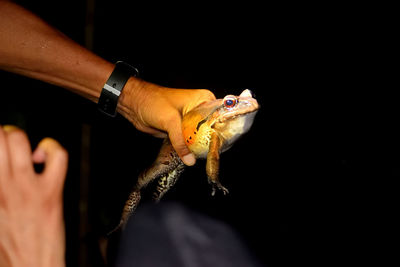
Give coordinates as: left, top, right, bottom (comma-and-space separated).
98, 61, 138, 117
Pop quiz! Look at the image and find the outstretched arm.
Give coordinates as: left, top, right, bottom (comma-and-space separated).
0, 0, 113, 102
0, 0, 216, 165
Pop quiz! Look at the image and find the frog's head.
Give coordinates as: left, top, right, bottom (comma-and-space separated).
212, 89, 259, 147
216, 89, 259, 124
182, 89, 259, 156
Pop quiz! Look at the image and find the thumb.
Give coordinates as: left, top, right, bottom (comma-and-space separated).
34, 138, 68, 194
168, 119, 196, 166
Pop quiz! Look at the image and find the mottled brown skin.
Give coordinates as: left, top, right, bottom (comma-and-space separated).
109, 89, 259, 234
108, 139, 183, 234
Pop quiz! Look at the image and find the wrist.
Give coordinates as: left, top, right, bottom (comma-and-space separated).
98, 62, 139, 117
117, 77, 149, 121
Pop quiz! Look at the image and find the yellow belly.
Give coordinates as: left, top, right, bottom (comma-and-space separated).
185, 126, 213, 159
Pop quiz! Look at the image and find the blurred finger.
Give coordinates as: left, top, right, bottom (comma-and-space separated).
36, 138, 68, 192
32, 146, 46, 164
3, 125, 34, 177
0, 126, 11, 179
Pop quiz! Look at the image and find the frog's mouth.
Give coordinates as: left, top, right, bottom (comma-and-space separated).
218, 102, 259, 123
212, 108, 258, 137
226, 109, 258, 131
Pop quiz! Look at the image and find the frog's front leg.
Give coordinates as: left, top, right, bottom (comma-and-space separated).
206, 131, 229, 196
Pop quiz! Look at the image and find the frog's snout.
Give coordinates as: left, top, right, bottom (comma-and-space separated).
240, 89, 256, 99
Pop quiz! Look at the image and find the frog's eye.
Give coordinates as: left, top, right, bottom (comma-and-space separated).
223, 96, 238, 109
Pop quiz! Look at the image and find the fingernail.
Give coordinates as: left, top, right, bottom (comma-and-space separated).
3, 125, 19, 132
182, 153, 196, 166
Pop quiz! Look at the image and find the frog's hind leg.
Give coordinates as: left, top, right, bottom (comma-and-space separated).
136, 139, 182, 189
153, 163, 185, 202
108, 190, 141, 235
109, 139, 184, 235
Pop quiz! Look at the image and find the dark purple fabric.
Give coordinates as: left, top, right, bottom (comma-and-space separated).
116, 202, 262, 267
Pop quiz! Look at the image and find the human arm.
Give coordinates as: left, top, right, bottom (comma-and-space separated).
0, 0, 113, 102
0, 126, 68, 267
0, 0, 216, 165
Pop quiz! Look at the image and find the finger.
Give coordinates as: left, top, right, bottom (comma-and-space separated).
32, 146, 46, 164
152, 131, 168, 139
181, 89, 216, 115
141, 126, 167, 138
0, 126, 11, 179
36, 138, 68, 193
167, 118, 196, 166
3, 125, 34, 178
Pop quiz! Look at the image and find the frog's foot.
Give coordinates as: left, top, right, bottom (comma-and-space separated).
209, 181, 229, 196
107, 190, 141, 235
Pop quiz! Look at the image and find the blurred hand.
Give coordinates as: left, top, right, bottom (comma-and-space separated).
0, 126, 68, 267
119, 78, 216, 166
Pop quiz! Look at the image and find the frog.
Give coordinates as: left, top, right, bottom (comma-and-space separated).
109, 89, 259, 234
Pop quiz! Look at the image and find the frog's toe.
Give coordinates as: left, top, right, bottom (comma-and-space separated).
211, 186, 217, 196
220, 185, 229, 195
210, 181, 229, 196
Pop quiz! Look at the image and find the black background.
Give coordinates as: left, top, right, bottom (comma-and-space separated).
0, 1, 395, 266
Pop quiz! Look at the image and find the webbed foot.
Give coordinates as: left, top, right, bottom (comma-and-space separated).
210, 181, 229, 196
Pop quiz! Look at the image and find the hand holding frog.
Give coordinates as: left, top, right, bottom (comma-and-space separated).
118, 78, 216, 166
110, 89, 259, 233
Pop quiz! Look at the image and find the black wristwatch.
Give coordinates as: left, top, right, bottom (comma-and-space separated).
98, 61, 138, 117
